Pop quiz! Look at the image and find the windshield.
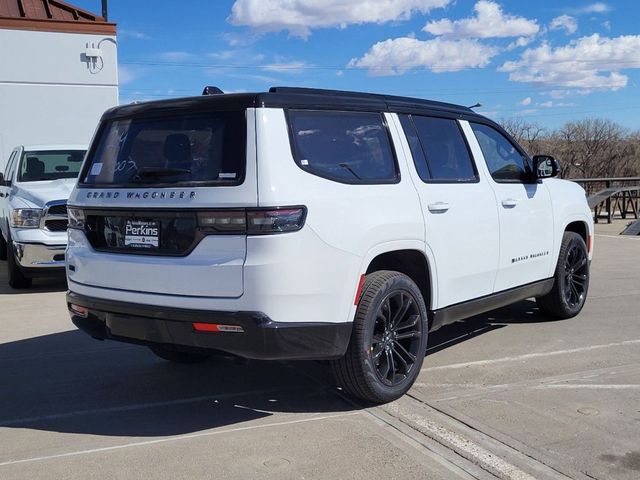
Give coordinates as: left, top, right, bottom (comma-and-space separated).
81, 111, 246, 186
18, 150, 85, 182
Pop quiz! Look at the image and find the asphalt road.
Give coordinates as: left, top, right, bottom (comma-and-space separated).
0, 228, 638, 480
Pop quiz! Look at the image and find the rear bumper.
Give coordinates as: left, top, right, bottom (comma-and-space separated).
67, 292, 352, 361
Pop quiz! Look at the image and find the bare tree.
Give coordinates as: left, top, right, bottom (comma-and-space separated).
499, 118, 546, 156
499, 117, 640, 179
557, 119, 632, 178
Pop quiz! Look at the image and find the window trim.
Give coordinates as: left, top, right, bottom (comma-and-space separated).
469, 121, 536, 185
3, 151, 17, 182
400, 113, 480, 185
285, 108, 401, 186
77, 110, 248, 189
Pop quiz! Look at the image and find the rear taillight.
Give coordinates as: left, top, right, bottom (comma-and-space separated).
247, 208, 306, 234
193, 322, 244, 333
197, 210, 246, 233
198, 207, 306, 235
69, 304, 89, 318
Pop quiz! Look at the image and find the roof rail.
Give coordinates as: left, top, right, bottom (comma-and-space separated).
268, 86, 471, 112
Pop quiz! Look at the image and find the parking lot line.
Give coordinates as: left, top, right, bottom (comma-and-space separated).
0, 412, 360, 468
424, 338, 640, 371
534, 384, 640, 390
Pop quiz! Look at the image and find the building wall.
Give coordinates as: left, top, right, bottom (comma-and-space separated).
0, 28, 118, 167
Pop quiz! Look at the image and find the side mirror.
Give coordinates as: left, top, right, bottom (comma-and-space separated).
0, 172, 4, 184
532, 155, 560, 179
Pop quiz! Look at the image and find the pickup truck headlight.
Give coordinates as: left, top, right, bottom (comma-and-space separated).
10, 208, 42, 228
67, 207, 85, 229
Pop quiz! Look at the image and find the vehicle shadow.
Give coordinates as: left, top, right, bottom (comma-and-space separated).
427, 298, 561, 354
0, 299, 559, 438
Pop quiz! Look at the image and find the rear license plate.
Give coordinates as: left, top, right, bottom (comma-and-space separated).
124, 219, 159, 249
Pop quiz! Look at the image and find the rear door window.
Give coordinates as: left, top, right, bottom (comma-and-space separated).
400, 114, 477, 182
81, 111, 246, 186
288, 110, 398, 184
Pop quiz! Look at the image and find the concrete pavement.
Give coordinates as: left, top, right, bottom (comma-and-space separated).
0, 229, 638, 479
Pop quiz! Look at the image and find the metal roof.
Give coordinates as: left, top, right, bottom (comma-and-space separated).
0, 0, 115, 34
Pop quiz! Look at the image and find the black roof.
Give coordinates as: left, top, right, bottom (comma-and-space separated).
104, 86, 484, 121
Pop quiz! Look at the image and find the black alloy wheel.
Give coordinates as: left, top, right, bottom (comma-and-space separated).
332, 270, 428, 404
537, 231, 589, 319
563, 241, 589, 308
370, 291, 423, 387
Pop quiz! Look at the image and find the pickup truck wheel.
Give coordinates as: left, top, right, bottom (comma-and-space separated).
6, 235, 32, 289
0, 233, 7, 260
331, 271, 428, 404
149, 345, 212, 364
536, 232, 589, 319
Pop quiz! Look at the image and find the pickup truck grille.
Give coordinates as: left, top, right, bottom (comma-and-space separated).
46, 204, 68, 216
44, 219, 68, 232
43, 202, 68, 232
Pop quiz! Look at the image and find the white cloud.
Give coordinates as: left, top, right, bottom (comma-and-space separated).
208, 50, 265, 63
349, 37, 498, 75
219, 31, 259, 47
506, 36, 535, 51
423, 1, 539, 39
119, 29, 148, 40
261, 61, 310, 74
499, 34, 640, 90
539, 100, 553, 108
548, 89, 593, 98
229, 0, 452, 38
550, 15, 578, 35
575, 2, 611, 14
519, 96, 532, 106
118, 65, 139, 85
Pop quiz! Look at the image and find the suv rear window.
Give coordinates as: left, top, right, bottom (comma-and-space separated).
81, 111, 246, 186
288, 110, 398, 184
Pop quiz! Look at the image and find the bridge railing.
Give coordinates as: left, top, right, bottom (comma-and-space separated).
569, 177, 640, 224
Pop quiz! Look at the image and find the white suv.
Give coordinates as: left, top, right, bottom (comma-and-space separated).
66, 87, 593, 403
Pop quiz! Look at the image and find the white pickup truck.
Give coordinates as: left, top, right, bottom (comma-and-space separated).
0, 145, 86, 288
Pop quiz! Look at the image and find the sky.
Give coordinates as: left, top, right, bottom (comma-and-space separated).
73, 0, 640, 130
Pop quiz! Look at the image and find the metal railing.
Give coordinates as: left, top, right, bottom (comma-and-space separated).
570, 177, 640, 224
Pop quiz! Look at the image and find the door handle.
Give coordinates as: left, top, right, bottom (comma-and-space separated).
427, 202, 450, 213
501, 198, 519, 208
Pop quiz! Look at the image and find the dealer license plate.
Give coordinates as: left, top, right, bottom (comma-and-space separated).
124, 219, 159, 249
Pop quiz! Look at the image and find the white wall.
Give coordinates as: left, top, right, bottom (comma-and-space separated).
0, 28, 118, 168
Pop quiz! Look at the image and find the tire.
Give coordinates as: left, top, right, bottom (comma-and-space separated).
331, 271, 428, 404
0, 231, 7, 260
149, 345, 212, 364
536, 231, 589, 319
6, 234, 32, 289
